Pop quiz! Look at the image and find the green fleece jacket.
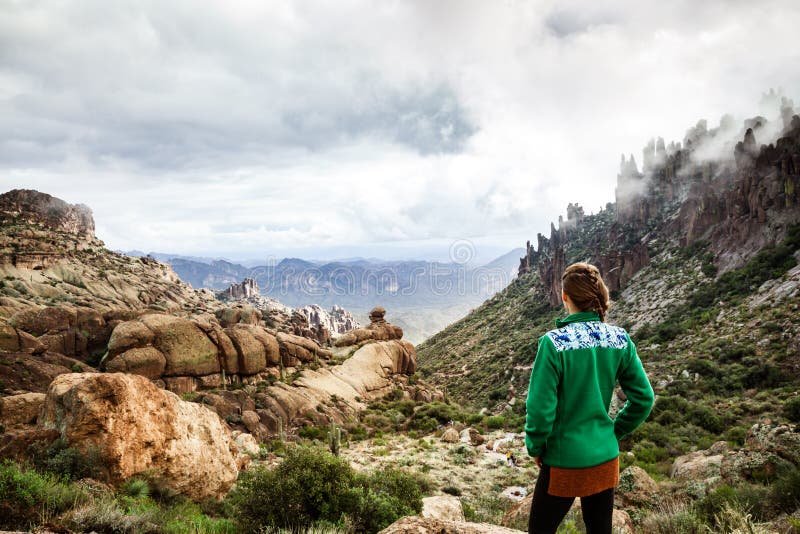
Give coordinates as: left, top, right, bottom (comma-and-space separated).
524, 311, 655, 468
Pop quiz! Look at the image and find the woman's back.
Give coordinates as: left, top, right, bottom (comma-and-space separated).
524, 311, 653, 468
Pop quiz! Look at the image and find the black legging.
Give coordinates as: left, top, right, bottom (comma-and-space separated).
528, 464, 614, 534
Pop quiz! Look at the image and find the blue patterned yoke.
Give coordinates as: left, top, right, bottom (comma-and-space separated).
546, 321, 628, 352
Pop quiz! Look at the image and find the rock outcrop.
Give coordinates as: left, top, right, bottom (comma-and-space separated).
519, 105, 800, 304
219, 278, 260, 300
334, 306, 403, 347
39, 373, 239, 500
0, 189, 219, 319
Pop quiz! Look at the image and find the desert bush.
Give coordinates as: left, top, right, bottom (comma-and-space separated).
0, 460, 86, 529
227, 445, 427, 533
639, 499, 705, 534
30, 437, 102, 481
770, 467, 800, 514
784, 397, 800, 423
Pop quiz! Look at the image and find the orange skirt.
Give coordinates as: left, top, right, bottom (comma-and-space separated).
547, 456, 619, 497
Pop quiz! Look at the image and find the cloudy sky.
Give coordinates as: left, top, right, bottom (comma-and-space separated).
2, 0, 799, 263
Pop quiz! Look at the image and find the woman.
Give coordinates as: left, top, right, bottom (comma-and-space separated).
525, 262, 655, 534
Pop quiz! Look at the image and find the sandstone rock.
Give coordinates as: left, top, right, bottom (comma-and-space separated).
226, 324, 267, 375
421, 495, 465, 522
0, 351, 89, 393
216, 305, 262, 327
17, 330, 45, 354
242, 410, 261, 435
104, 346, 167, 379
107, 320, 154, 356
0, 427, 60, 462
11, 305, 76, 336
258, 339, 418, 432
39, 373, 239, 500
233, 432, 260, 457
0, 189, 94, 238
0, 321, 19, 351
334, 306, 404, 347
0, 392, 45, 429
379, 516, 525, 534
140, 314, 219, 376
441, 427, 460, 443
460, 427, 484, 445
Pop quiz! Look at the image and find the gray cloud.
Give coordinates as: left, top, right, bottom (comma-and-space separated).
1, 0, 799, 259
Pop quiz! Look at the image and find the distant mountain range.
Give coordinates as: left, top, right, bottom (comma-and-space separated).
122, 248, 524, 344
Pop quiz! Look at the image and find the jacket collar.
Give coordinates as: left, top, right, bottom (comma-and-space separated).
555, 311, 601, 328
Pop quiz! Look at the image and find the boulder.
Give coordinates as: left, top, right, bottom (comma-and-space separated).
616, 466, 658, 507
39, 373, 239, 500
0, 392, 45, 429
441, 427, 460, 443
380, 516, 524, 534
107, 320, 154, 356
0, 320, 19, 351
720, 449, 794, 483
670, 449, 723, 481
226, 324, 266, 375
140, 314, 219, 376
242, 410, 261, 435
745, 422, 800, 465
233, 432, 260, 457
422, 495, 465, 521
104, 346, 167, 379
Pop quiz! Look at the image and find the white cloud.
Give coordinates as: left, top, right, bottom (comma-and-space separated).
1, 0, 799, 261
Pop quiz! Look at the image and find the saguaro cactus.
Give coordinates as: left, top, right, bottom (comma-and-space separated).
328, 419, 342, 456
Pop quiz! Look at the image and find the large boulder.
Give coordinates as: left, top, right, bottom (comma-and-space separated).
140, 314, 219, 376
670, 448, 724, 481
226, 324, 267, 375
104, 346, 167, 379
39, 373, 239, 500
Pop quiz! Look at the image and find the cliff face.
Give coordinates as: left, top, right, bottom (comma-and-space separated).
520, 105, 800, 306
0, 189, 220, 320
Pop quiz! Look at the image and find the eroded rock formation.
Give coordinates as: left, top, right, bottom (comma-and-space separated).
39, 373, 240, 500
519, 107, 800, 305
334, 306, 403, 347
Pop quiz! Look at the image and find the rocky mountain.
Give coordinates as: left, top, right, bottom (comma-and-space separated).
412, 97, 800, 531
422, 97, 800, 408
156, 249, 523, 344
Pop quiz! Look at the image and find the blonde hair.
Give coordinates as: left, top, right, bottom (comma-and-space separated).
561, 262, 610, 321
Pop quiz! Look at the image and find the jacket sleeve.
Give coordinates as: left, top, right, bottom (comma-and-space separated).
524, 335, 561, 457
613, 334, 655, 440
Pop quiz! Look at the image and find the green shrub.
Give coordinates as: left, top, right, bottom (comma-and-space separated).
484, 415, 506, 429
30, 438, 102, 481
770, 467, 800, 514
0, 460, 86, 529
227, 445, 427, 533
782, 397, 800, 423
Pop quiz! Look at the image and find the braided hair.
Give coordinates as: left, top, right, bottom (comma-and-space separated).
561, 262, 610, 321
